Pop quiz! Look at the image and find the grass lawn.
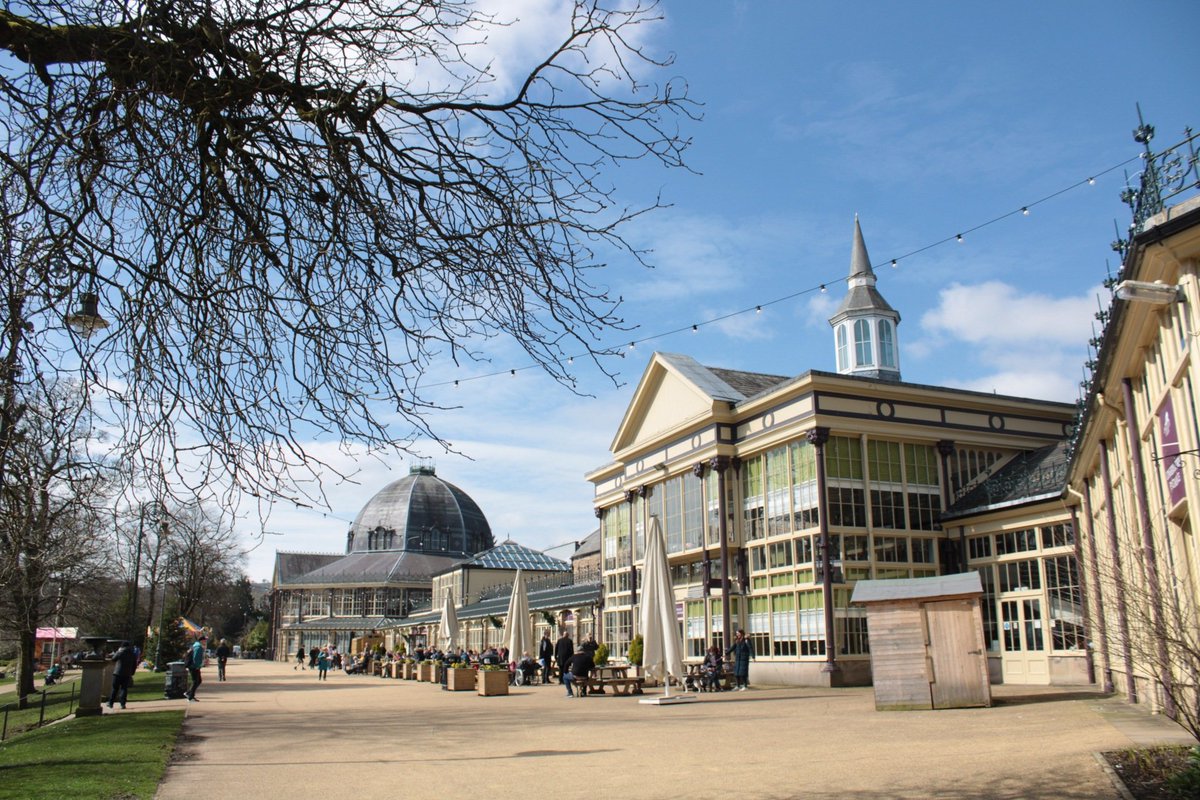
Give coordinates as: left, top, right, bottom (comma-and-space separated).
1, 668, 175, 740
0, 710, 183, 799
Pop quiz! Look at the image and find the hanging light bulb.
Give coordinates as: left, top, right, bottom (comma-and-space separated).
1088, 177, 1096, 185
454, 380, 459, 388
819, 285, 826, 293
691, 324, 698, 333
1021, 207, 1030, 216
890, 259, 898, 268
628, 342, 635, 350
567, 356, 574, 365
510, 369, 515, 376
956, 234, 964, 243
755, 306, 762, 314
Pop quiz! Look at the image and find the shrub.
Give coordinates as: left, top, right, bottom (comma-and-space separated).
593, 644, 609, 667
627, 634, 643, 666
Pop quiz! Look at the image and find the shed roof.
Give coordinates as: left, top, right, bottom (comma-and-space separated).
850, 572, 982, 604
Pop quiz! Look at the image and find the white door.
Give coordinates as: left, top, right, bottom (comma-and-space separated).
999, 598, 1049, 684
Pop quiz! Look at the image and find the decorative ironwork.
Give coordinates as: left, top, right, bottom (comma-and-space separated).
982, 458, 1068, 504
474, 566, 601, 602
1121, 113, 1200, 237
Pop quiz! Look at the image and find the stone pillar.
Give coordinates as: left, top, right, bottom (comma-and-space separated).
76, 658, 108, 717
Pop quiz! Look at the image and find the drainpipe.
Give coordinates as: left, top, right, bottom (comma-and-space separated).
1063, 488, 1097, 687
1120, 378, 1176, 718
1099, 440, 1137, 703
1069, 482, 1113, 693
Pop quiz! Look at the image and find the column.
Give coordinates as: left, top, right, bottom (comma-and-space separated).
807, 427, 840, 680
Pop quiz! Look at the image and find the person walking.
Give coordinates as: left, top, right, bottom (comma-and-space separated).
553, 629, 574, 688
215, 638, 231, 681
538, 630, 554, 684
106, 640, 138, 709
186, 634, 207, 702
308, 645, 319, 669
725, 629, 754, 691
295, 645, 305, 670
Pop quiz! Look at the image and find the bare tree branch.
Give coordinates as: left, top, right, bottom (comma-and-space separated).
0, 0, 697, 508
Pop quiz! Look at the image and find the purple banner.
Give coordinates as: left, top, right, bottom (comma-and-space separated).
1158, 395, 1187, 507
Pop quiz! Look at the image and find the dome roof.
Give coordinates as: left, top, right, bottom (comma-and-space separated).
347, 466, 493, 558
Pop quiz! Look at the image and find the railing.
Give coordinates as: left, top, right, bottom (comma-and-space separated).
1069, 120, 1199, 459
475, 567, 602, 603
0, 683, 77, 741
981, 458, 1068, 505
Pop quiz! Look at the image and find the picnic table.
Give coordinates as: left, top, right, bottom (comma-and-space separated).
583, 665, 644, 696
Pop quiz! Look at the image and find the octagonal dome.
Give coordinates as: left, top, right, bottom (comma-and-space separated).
347, 465, 493, 557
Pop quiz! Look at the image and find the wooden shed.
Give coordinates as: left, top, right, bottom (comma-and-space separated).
851, 573, 991, 711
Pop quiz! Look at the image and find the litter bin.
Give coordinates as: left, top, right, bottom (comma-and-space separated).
164, 661, 188, 699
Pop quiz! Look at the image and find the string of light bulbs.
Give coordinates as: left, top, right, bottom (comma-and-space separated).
431, 151, 1146, 391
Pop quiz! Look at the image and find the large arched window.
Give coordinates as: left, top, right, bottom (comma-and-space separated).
836, 325, 849, 371
854, 319, 874, 367
878, 320, 895, 368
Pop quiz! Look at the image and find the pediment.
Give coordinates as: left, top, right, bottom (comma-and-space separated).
610, 353, 738, 455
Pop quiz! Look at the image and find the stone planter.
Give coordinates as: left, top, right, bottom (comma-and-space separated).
477, 668, 509, 696
446, 667, 476, 691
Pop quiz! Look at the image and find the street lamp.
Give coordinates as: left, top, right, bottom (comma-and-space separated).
65, 291, 109, 337
1114, 280, 1184, 305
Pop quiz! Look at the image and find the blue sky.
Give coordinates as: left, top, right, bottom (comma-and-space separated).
246, 0, 1199, 580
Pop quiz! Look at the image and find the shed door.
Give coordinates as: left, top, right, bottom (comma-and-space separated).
925, 599, 989, 709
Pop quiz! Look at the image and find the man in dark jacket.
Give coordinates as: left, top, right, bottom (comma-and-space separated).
106, 640, 138, 709
553, 630, 574, 687
538, 631, 554, 684
564, 647, 594, 698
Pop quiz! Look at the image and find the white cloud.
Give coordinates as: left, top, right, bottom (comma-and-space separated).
920, 281, 1098, 346
910, 280, 1098, 403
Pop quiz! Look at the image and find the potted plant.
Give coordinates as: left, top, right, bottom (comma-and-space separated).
446, 664, 475, 691
593, 643, 609, 667
627, 634, 644, 677
402, 658, 416, 680
418, 659, 439, 682
477, 664, 509, 696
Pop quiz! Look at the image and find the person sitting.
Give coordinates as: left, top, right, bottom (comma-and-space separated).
44, 663, 63, 686
701, 645, 724, 692
516, 652, 539, 685
564, 647, 594, 698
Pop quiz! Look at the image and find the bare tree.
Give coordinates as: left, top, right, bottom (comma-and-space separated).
0, 381, 111, 707
162, 502, 245, 620
1091, 540, 1200, 741
0, 0, 697, 510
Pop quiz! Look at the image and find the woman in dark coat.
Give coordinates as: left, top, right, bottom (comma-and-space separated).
725, 629, 754, 690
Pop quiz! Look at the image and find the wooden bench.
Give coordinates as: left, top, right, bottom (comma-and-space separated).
580, 676, 644, 696
601, 677, 644, 696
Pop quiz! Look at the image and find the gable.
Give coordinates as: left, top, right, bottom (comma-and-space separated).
611, 353, 733, 454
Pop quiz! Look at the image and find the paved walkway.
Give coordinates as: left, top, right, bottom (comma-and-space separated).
149, 659, 1195, 800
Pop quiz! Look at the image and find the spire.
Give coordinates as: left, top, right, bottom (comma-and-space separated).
849, 214, 874, 279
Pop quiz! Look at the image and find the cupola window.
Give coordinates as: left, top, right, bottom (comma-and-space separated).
878, 320, 896, 368
836, 325, 849, 371
854, 319, 874, 367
